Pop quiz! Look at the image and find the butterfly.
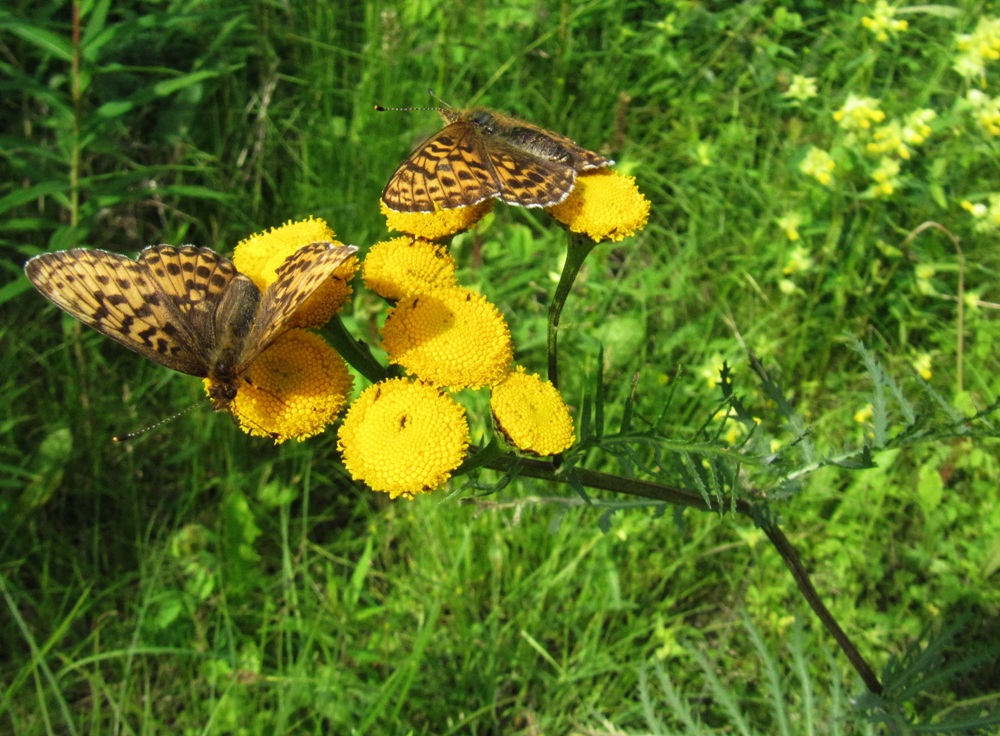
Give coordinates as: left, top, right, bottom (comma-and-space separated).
380, 106, 614, 213
24, 242, 356, 412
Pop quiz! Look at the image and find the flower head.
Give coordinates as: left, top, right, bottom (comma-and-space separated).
799, 147, 836, 186
490, 367, 575, 456
362, 236, 458, 301
337, 378, 470, 499
833, 95, 886, 132
382, 200, 492, 240
234, 216, 357, 328
546, 169, 650, 243
210, 330, 353, 443
861, 1, 908, 43
954, 16, 1000, 80
869, 157, 901, 198
782, 74, 818, 104
382, 286, 513, 390
776, 212, 803, 241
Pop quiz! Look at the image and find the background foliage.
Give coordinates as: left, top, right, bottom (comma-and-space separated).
2, 0, 999, 733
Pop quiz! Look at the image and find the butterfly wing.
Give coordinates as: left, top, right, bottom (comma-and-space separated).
382, 122, 502, 212
485, 138, 579, 208
235, 241, 357, 370
24, 246, 240, 376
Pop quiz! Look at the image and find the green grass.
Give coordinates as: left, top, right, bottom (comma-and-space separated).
3, 0, 1000, 733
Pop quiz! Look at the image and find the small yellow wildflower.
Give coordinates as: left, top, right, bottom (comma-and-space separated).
382, 286, 513, 390
699, 354, 726, 388
954, 16, 1000, 80
861, 1, 908, 43
362, 237, 458, 301
221, 331, 353, 443
967, 91, 1000, 136
869, 158, 901, 198
961, 196, 1000, 232
853, 404, 874, 424
490, 367, 575, 456
833, 94, 886, 131
867, 121, 909, 159
776, 212, 803, 241
381, 200, 492, 241
799, 147, 836, 186
782, 74, 818, 103
912, 353, 933, 381
782, 245, 814, 275
547, 169, 650, 243
902, 109, 935, 145
337, 378, 470, 499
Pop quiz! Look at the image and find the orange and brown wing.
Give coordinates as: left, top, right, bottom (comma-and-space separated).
237, 242, 357, 370
382, 122, 502, 212
24, 247, 232, 376
484, 139, 578, 208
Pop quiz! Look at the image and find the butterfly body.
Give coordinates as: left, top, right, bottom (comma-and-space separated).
382, 106, 613, 213
25, 242, 356, 411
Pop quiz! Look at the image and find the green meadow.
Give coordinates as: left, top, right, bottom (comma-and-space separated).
2, 1, 999, 733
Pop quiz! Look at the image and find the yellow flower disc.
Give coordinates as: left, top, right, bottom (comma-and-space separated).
382, 200, 492, 241
362, 236, 458, 301
285, 255, 358, 329
490, 367, 575, 456
547, 169, 650, 243
207, 330, 353, 444
382, 286, 513, 390
337, 378, 470, 499
233, 216, 340, 289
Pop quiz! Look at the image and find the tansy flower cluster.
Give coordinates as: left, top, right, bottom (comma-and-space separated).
336, 153, 649, 499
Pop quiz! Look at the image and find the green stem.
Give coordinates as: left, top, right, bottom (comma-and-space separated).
483, 454, 884, 695
324, 315, 388, 386
70, 0, 81, 231
548, 232, 597, 388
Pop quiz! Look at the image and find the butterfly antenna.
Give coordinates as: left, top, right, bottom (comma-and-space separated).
426, 88, 453, 108
374, 89, 452, 114
373, 104, 445, 113
112, 402, 200, 443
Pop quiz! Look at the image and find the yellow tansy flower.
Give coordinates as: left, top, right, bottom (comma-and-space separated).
234, 216, 339, 288
338, 378, 470, 499
547, 169, 650, 243
382, 200, 493, 241
490, 367, 575, 456
233, 216, 357, 328
382, 286, 513, 390
362, 236, 458, 301
219, 331, 353, 443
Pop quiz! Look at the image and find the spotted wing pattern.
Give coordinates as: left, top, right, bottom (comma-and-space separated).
240, 241, 356, 370
382, 122, 501, 213
24, 246, 239, 376
381, 106, 614, 213
25, 242, 357, 410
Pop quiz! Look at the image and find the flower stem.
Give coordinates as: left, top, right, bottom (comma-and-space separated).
548, 232, 597, 388
325, 315, 388, 385
484, 454, 884, 696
